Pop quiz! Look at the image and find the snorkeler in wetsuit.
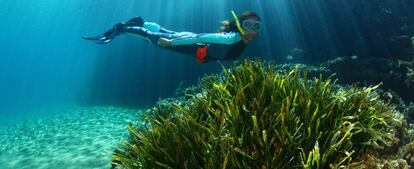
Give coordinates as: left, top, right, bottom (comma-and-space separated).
83, 11, 261, 63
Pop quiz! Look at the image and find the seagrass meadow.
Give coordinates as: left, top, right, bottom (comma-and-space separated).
110, 59, 413, 169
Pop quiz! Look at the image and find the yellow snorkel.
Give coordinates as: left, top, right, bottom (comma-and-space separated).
231, 10, 246, 36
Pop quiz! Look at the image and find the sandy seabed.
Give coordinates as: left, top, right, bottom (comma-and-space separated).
0, 106, 142, 169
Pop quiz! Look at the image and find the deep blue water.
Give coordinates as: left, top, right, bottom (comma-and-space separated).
0, 0, 413, 120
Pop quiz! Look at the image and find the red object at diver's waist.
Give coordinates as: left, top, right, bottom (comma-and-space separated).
196, 46, 207, 63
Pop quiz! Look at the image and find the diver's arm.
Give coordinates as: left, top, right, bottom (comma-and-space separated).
169, 32, 242, 46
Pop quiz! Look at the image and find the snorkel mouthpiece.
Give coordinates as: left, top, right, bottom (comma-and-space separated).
231, 10, 246, 36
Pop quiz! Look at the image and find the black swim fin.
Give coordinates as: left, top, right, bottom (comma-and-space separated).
82, 22, 125, 44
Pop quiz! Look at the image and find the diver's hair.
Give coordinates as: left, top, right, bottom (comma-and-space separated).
219, 11, 261, 33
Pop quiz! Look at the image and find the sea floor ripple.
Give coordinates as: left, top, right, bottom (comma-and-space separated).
0, 106, 142, 169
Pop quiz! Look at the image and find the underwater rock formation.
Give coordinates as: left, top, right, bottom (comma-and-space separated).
111, 59, 408, 168
279, 57, 413, 100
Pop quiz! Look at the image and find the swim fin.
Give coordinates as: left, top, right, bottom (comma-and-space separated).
82, 22, 125, 44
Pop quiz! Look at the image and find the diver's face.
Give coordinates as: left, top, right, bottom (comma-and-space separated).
242, 17, 260, 41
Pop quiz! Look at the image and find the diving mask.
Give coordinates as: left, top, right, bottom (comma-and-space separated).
242, 19, 261, 32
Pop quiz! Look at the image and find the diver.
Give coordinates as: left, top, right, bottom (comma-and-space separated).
83, 11, 261, 63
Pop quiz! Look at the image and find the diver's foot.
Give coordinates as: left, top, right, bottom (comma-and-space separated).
82, 22, 125, 44
125, 17, 144, 27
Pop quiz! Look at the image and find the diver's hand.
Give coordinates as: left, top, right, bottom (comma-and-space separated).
158, 38, 172, 47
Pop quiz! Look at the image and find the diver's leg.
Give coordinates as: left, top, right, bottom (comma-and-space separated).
160, 27, 177, 34
128, 17, 177, 34
123, 26, 179, 45
123, 26, 149, 38
141, 21, 177, 34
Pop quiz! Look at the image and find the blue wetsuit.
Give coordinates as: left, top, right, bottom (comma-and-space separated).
129, 22, 248, 63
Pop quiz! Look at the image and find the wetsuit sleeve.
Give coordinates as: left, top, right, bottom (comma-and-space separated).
170, 32, 242, 46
